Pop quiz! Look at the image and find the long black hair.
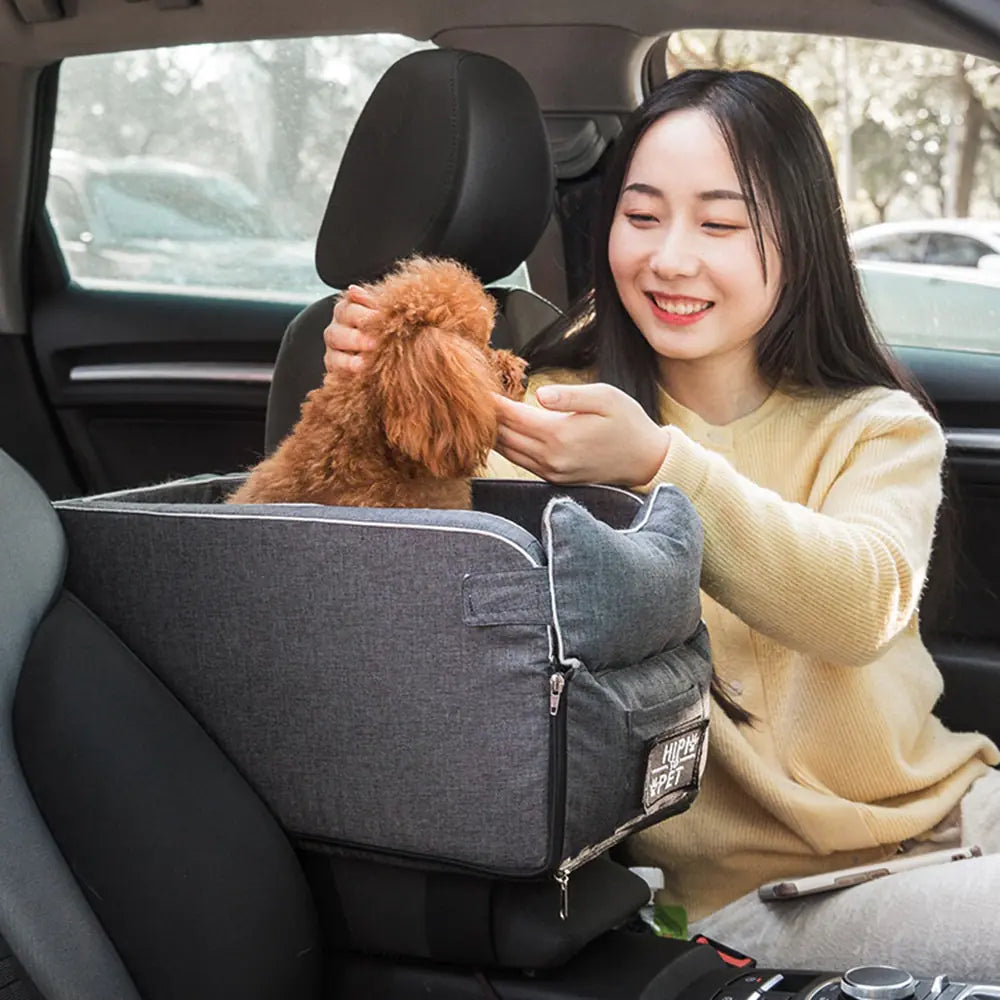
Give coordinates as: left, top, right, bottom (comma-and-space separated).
524, 68, 930, 416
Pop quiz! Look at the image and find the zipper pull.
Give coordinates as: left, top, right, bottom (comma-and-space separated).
549, 672, 566, 716
555, 868, 570, 920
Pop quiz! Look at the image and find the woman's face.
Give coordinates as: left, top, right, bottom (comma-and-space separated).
607, 108, 782, 376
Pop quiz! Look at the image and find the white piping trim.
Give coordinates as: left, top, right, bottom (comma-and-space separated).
55, 503, 542, 566
621, 483, 663, 534
542, 497, 585, 668
60, 474, 246, 504
586, 483, 642, 502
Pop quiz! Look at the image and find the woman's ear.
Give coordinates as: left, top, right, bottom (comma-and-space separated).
372, 328, 499, 479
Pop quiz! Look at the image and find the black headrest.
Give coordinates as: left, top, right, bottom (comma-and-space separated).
315, 49, 554, 288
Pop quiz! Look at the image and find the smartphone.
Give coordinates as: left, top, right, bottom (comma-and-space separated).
757, 844, 982, 901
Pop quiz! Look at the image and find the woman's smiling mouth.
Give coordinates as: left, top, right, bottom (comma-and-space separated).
647, 293, 714, 325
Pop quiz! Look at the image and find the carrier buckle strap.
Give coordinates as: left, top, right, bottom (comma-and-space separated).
462, 569, 552, 626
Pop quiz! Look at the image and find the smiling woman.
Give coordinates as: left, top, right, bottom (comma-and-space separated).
484, 69, 1000, 975
324, 66, 1000, 975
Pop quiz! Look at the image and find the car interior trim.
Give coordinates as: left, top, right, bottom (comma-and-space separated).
68, 362, 275, 385
945, 429, 1000, 454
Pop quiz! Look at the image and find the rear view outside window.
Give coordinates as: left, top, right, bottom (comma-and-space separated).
667, 32, 1000, 355
49, 36, 430, 302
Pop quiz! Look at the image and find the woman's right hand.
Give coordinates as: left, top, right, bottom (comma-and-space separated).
323, 285, 382, 375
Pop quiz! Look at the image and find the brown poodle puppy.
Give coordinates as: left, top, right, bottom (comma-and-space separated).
228, 257, 527, 510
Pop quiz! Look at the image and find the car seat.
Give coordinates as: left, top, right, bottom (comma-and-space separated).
263, 46, 562, 455
0, 446, 323, 1000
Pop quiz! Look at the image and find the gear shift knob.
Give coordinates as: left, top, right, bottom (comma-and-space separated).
840, 967, 917, 1000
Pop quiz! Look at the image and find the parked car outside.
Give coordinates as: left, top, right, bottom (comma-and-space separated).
858, 259, 1000, 353
851, 218, 1000, 275
47, 148, 327, 302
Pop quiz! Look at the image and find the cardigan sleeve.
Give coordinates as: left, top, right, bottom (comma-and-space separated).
644, 393, 946, 666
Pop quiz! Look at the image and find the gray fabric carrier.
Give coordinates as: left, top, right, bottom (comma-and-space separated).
55, 477, 713, 885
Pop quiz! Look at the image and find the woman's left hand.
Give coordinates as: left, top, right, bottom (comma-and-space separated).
493, 382, 671, 486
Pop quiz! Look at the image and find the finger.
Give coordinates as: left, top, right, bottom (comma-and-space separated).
492, 442, 549, 479
342, 299, 382, 333
535, 383, 612, 415
346, 284, 379, 308
492, 393, 561, 441
324, 320, 378, 355
324, 346, 367, 375
495, 424, 548, 460
493, 442, 578, 484
334, 294, 381, 334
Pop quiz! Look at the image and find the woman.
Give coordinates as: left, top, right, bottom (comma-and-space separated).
323, 69, 1000, 976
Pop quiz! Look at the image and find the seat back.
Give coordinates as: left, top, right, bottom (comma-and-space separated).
0, 449, 322, 1000
265, 48, 561, 454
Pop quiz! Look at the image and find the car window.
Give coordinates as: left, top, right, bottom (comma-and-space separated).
666, 31, 1000, 356
48, 37, 436, 303
88, 169, 277, 242
924, 233, 993, 268
854, 232, 929, 264
47, 176, 91, 243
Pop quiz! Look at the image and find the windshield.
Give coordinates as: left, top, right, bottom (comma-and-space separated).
88, 170, 280, 241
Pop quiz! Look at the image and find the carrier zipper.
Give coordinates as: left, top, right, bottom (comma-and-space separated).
547, 666, 571, 916
548, 672, 566, 715
553, 840, 620, 922
555, 868, 570, 920
553, 802, 694, 921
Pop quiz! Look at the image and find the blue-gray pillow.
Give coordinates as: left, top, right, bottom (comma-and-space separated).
541, 484, 703, 670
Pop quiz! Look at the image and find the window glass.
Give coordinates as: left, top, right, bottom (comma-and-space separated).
924, 233, 993, 268
47, 176, 91, 242
49, 36, 433, 302
666, 31, 1000, 355
855, 232, 928, 263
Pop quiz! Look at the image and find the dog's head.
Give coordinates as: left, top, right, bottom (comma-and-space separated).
364, 257, 527, 479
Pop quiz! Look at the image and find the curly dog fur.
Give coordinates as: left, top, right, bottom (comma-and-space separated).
228, 257, 527, 510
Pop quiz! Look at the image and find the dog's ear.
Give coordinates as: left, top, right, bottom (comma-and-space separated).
372, 328, 499, 479
489, 349, 528, 401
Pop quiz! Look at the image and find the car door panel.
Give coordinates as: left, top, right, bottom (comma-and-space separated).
29, 284, 314, 493
897, 346, 1000, 745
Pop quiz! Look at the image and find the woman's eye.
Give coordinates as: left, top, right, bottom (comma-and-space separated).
702, 222, 743, 232
625, 212, 658, 225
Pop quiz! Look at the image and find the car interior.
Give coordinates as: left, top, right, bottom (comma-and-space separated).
1, 1, 1000, 999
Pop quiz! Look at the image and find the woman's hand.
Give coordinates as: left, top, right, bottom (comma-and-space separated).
323, 285, 381, 375
493, 382, 671, 487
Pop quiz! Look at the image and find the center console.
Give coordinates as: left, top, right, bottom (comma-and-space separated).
701, 965, 1000, 1000
331, 930, 1000, 1000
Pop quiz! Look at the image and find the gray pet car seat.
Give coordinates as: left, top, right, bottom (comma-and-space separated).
53, 471, 714, 969
265, 47, 563, 456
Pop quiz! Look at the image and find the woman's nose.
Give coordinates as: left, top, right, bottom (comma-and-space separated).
649, 227, 700, 279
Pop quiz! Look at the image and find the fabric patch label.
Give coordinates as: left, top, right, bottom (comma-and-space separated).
642, 719, 709, 812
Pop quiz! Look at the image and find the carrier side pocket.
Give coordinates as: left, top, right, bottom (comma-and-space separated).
558, 623, 712, 865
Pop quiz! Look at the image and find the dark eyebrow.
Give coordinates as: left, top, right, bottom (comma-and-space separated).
621, 183, 746, 203
698, 189, 746, 203
622, 182, 663, 197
